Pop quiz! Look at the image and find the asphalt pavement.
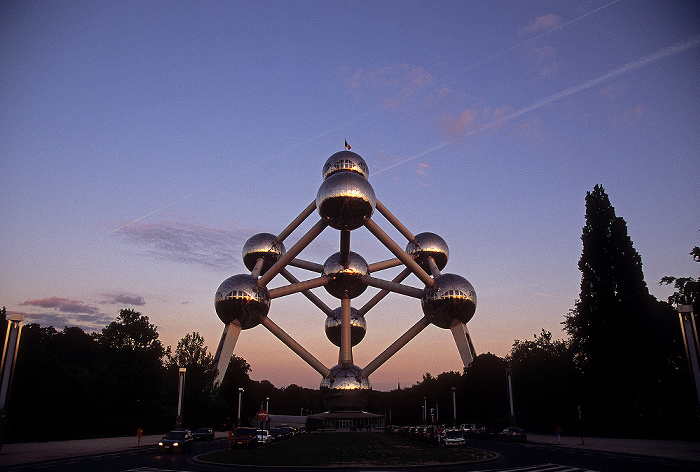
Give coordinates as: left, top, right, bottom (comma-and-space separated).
0, 431, 698, 467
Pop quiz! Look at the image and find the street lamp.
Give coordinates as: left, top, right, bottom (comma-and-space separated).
505, 367, 515, 426
176, 368, 186, 429
451, 387, 457, 427
423, 396, 427, 425
237, 388, 244, 427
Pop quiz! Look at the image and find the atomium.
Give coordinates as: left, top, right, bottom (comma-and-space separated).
213, 146, 477, 413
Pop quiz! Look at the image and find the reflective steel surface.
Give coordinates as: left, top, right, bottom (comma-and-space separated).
322, 251, 369, 299
316, 171, 376, 230
322, 151, 369, 180
215, 274, 270, 329
242, 233, 286, 275
325, 306, 367, 347
406, 232, 449, 273
320, 363, 371, 411
421, 273, 477, 329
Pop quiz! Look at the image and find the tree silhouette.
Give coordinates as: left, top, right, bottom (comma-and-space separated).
564, 185, 687, 435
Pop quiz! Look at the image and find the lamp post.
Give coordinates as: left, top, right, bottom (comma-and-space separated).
237, 388, 244, 427
505, 367, 515, 426
451, 387, 457, 427
0, 313, 23, 453
176, 368, 186, 429
423, 397, 427, 425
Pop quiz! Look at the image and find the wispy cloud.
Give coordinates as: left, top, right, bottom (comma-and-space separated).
100, 293, 146, 306
344, 64, 436, 110
114, 220, 248, 270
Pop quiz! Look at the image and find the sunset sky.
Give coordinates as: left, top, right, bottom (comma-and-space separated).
2, 0, 698, 391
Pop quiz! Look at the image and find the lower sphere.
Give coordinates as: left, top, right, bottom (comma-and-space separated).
215, 274, 270, 329
320, 364, 371, 412
421, 273, 477, 329
325, 307, 367, 347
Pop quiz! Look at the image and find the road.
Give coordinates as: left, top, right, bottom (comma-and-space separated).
0, 436, 697, 472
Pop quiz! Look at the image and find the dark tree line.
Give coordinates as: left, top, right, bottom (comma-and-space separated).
2, 185, 698, 442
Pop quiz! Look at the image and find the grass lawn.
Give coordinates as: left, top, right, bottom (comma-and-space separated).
200, 432, 495, 467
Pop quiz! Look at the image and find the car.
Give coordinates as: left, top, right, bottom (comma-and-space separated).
439, 428, 466, 447
232, 426, 259, 447
193, 427, 215, 441
498, 426, 527, 442
256, 429, 272, 445
158, 429, 194, 453
460, 423, 483, 438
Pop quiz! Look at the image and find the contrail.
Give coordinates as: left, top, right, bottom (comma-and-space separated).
108, 0, 633, 232
374, 34, 700, 176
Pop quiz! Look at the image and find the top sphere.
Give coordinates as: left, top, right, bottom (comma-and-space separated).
242, 233, 286, 275
322, 151, 369, 180
406, 232, 449, 274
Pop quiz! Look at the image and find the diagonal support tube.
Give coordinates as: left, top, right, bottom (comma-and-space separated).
361, 315, 431, 378
368, 258, 404, 273
364, 218, 434, 287
358, 267, 413, 316
259, 219, 328, 287
363, 275, 424, 298
259, 316, 330, 377
277, 200, 317, 242
280, 268, 333, 316
268, 276, 329, 299
375, 199, 415, 241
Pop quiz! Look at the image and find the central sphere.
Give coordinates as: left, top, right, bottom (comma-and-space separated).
325, 306, 367, 347
406, 232, 449, 274
323, 251, 369, 299
322, 151, 369, 180
421, 273, 477, 329
242, 233, 285, 275
316, 171, 376, 230
214, 274, 270, 330
320, 364, 371, 412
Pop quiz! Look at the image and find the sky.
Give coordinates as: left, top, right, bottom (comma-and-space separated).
1, 0, 698, 392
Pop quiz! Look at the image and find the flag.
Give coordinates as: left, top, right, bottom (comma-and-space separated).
345, 140, 351, 150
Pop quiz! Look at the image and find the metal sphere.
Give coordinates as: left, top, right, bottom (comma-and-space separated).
325, 307, 367, 347
322, 151, 369, 180
320, 363, 371, 411
214, 274, 270, 329
316, 171, 376, 230
421, 273, 477, 329
242, 233, 285, 275
406, 232, 449, 273
322, 251, 369, 299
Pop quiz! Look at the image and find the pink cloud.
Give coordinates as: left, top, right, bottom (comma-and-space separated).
415, 163, 430, 176
20, 297, 100, 315
521, 14, 562, 35
612, 105, 645, 129
440, 109, 478, 141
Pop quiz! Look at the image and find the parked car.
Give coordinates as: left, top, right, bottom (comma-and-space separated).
232, 427, 259, 447
460, 423, 483, 438
439, 428, 466, 447
193, 427, 215, 441
278, 425, 294, 440
256, 429, 272, 445
498, 426, 527, 442
158, 430, 194, 453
